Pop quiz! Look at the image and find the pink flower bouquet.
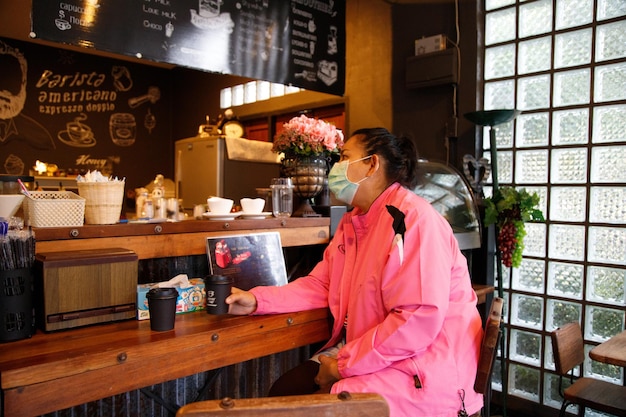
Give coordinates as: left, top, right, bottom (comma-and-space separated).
272, 115, 344, 157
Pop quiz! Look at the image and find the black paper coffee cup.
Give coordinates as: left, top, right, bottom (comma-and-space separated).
146, 287, 178, 331
204, 275, 233, 315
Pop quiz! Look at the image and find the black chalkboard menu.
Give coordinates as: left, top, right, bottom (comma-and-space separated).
31, 0, 346, 96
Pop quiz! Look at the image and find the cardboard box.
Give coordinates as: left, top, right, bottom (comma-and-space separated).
415, 34, 447, 55
137, 277, 205, 320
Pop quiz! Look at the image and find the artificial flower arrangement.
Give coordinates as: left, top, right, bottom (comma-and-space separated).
272, 114, 344, 158
484, 187, 544, 268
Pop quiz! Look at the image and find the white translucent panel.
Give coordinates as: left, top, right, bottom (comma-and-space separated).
544, 335, 556, 371
519, 0, 553, 38
508, 363, 541, 402
592, 105, 626, 143
244, 81, 257, 104
588, 226, 626, 266
231, 84, 244, 106
515, 149, 548, 183
596, 21, 626, 62
555, 29, 592, 69
510, 329, 542, 366
485, 44, 516, 79
486, 150, 513, 184
219, 87, 232, 109
517, 75, 551, 110
555, 0, 593, 29
544, 373, 565, 409
598, 0, 626, 20
590, 145, 626, 183
489, 121, 515, 149
523, 222, 547, 257
549, 186, 586, 222
594, 62, 626, 103
484, 80, 516, 110
554, 69, 590, 107
519, 37, 552, 75
256, 81, 271, 101
548, 224, 586, 261
586, 265, 626, 306
550, 148, 588, 184
553, 108, 589, 145
511, 293, 544, 329
585, 343, 624, 382
547, 262, 584, 300
486, 7, 517, 45
547, 299, 583, 333
516, 113, 549, 147
486, 0, 515, 11
590, 187, 626, 224
270, 83, 285, 97
512, 258, 545, 293
584, 304, 626, 342
285, 85, 301, 94
524, 186, 548, 220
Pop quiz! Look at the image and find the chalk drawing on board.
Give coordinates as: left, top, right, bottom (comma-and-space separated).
145, 109, 156, 134
128, 86, 161, 108
57, 113, 96, 148
0, 39, 56, 150
3, 154, 25, 176
109, 113, 136, 147
111, 66, 133, 92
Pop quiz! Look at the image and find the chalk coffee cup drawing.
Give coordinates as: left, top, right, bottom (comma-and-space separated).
109, 113, 136, 146
59, 113, 95, 147
204, 275, 233, 315
146, 287, 178, 331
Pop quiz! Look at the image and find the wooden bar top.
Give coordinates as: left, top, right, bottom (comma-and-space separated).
0, 309, 331, 417
33, 217, 331, 259
589, 329, 626, 367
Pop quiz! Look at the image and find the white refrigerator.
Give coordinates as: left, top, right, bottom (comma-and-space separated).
175, 135, 281, 210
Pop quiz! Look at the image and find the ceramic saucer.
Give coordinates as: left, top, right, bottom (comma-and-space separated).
202, 211, 242, 221
240, 212, 272, 220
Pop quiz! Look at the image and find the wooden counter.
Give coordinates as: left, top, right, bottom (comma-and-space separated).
0, 309, 331, 417
33, 217, 331, 259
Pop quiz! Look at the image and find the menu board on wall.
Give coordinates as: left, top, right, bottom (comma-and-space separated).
31, 0, 345, 96
0, 36, 171, 190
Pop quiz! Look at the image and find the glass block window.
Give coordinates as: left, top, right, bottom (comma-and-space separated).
481, 0, 626, 411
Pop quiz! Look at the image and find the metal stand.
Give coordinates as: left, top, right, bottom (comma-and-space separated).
465, 109, 521, 417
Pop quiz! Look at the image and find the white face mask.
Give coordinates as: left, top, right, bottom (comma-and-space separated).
327, 155, 372, 205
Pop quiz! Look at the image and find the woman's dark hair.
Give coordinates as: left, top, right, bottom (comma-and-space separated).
350, 127, 419, 189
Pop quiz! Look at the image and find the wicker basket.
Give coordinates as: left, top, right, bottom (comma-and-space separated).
77, 181, 125, 225
24, 191, 85, 227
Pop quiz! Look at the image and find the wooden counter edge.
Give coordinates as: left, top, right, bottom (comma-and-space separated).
2, 310, 331, 417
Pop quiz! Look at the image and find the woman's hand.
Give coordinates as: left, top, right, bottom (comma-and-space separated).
314, 355, 341, 391
225, 287, 258, 315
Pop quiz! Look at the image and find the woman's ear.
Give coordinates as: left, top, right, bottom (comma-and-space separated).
368, 154, 380, 176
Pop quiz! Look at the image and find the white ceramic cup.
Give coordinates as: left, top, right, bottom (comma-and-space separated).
240, 198, 265, 214
207, 197, 234, 214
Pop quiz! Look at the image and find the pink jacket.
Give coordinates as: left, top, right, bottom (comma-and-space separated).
251, 183, 484, 417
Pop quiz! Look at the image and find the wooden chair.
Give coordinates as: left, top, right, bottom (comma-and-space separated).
550, 322, 626, 417
175, 392, 389, 417
473, 296, 504, 417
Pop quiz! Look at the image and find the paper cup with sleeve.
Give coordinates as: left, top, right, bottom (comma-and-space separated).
204, 275, 233, 315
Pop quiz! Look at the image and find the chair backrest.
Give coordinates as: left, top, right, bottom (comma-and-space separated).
551, 322, 585, 376
474, 297, 504, 395
175, 392, 389, 417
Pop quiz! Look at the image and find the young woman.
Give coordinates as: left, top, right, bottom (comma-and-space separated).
226, 127, 484, 417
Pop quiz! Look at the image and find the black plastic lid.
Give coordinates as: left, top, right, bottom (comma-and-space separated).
147, 287, 178, 299
204, 275, 234, 284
